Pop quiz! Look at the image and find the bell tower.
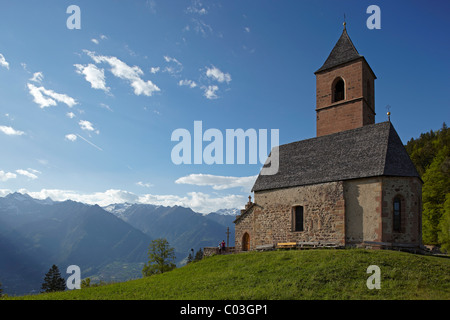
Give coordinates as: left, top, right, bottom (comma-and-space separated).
315, 23, 376, 137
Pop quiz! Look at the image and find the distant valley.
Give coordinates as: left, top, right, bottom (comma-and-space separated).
0, 192, 237, 295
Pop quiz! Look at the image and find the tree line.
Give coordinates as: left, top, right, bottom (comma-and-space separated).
405, 122, 450, 252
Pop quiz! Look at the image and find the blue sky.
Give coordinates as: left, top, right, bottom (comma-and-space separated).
0, 0, 448, 213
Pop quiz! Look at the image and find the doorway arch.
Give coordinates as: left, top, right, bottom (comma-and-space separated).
242, 232, 250, 251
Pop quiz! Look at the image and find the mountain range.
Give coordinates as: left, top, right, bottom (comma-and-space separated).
0, 192, 237, 296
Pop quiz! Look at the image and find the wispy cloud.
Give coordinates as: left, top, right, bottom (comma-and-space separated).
65, 134, 77, 142
0, 53, 9, 70
66, 112, 76, 119
178, 79, 197, 88
163, 56, 183, 75
206, 66, 231, 84
16, 188, 244, 213
16, 169, 38, 180
78, 120, 99, 134
203, 85, 219, 99
29, 72, 44, 83
0, 125, 25, 136
175, 174, 257, 192
74, 64, 110, 92
186, 0, 208, 15
150, 67, 160, 74
84, 50, 160, 96
136, 181, 154, 188
27, 83, 77, 108
0, 170, 16, 181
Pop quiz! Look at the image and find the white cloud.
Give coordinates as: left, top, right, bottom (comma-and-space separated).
186, 0, 208, 15
178, 79, 197, 88
244, 27, 251, 33
27, 83, 77, 108
0, 189, 12, 197
66, 112, 76, 119
206, 66, 231, 83
0, 170, 16, 182
0, 125, 25, 136
175, 174, 257, 192
65, 134, 77, 142
136, 181, 153, 188
74, 64, 109, 92
99, 103, 113, 112
27, 168, 41, 175
15, 188, 245, 214
190, 18, 213, 37
163, 56, 183, 75
16, 169, 38, 180
21, 189, 139, 207
79, 120, 96, 132
150, 67, 160, 74
29, 72, 44, 83
203, 85, 219, 99
139, 192, 244, 213
91, 38, 99, 45
0, 53, 9, 70
84, 50, 160, 96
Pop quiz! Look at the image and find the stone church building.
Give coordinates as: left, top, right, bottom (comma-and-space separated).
234, 25, 423, 252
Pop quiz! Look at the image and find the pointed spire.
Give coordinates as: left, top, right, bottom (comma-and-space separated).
315, 23, 362, 74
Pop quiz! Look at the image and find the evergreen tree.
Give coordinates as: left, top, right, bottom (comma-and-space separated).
41, 265, 66, 293
142, 238, 176, 277
194, 248, 203, 261
406, 123, 450, 248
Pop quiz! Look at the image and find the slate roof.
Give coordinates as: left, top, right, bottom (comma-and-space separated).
315, 27, 364, 74
252, 122, 421, 192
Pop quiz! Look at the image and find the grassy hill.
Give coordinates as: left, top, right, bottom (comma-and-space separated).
8, 249, 450, 300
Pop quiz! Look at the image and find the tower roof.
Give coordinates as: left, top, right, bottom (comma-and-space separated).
315, 26, 363, 74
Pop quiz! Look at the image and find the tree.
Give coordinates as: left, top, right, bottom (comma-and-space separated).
422, 145, 450, 244
41, 265, 66, 293
406, 123, 450, 247
194, 248, 203, 261
438, 194, 450, 252
142, 238, 176, 277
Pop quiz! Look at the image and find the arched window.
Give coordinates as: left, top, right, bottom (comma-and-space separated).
393, 197, 401, 232
292, 206, 304, 232
333, 78, 345, 102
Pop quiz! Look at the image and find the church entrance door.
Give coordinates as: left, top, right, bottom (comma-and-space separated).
242, 232, 250, 251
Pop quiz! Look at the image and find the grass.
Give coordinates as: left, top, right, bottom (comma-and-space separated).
8, 249, 450, 300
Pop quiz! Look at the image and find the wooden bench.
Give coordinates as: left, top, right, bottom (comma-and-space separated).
276, 242, 297, 249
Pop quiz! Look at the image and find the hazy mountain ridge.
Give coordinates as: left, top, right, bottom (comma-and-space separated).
0, 193, 238, 295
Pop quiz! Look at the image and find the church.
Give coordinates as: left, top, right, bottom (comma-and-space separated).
233, 24, 423, 252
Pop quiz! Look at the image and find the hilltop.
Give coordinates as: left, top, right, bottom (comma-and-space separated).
10, 249, 449, 300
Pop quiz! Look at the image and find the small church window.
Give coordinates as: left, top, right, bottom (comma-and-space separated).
393, 197, 401, 232
333, 78, 345, 102
293, 206, 304, 232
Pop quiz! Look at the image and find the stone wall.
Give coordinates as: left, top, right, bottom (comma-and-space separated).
234, 176, 422, 253
234, 181, 345, 252
381, 177, 422, 245
344, 177, 383, 244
